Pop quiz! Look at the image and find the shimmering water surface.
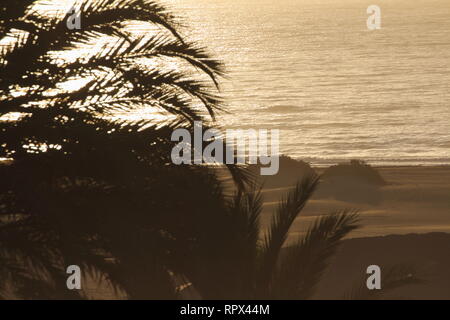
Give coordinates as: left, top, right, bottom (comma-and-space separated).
27, 0, 450, 166
164, 0, 450, 166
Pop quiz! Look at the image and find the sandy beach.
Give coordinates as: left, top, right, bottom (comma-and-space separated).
315, 232, 450, 299
259, 165, 450, 240
257, 163, 450, 299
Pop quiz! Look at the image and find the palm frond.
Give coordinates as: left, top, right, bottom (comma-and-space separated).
271, 210, 359, 299
257, 174, 319, 294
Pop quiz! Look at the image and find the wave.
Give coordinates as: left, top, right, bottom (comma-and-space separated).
261, 105, 300, 113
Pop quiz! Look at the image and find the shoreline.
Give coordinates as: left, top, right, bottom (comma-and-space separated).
310, 163, 450, 169
316, 164, 450, 169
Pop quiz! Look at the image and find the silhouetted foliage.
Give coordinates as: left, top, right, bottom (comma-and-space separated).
181, 174, 360, 299
322, 160, 386, 186
0, 1, 399, 301
0, 0, 244, 299
317, 160, 385, 204
249, 155, 316, 188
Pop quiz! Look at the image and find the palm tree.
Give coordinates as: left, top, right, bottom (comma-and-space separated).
0, 0, 249, 299
179, 174, 360, 299
182, 173, 422, 300
0, 1, 36, 38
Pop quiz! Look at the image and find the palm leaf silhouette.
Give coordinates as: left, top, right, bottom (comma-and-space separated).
0, 0, 249, 299
181, 175, 361, 300
258, 175, 319, 296
271, 210, 359, 299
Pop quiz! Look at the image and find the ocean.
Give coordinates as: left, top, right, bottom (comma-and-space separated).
164, 0, 450, 166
